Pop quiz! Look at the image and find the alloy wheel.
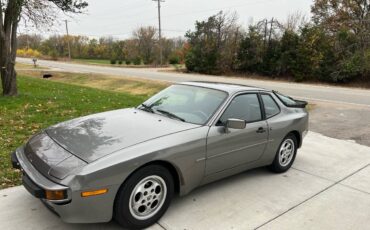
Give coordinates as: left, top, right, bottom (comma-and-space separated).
128, 175, 167, 220
278, 139, 295, 167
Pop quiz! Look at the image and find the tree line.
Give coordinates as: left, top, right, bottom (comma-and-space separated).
18, 0, 369, 84
17, 27, 186, 65
186, 0, 369, 83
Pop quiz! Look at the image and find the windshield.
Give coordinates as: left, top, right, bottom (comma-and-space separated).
140, 85, 228, 125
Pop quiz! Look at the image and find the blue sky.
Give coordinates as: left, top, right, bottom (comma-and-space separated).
20, 0, 314, 39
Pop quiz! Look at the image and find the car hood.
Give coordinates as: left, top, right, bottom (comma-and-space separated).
45, 108, 200, 162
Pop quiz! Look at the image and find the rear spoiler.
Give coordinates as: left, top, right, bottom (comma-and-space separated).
289, 100, 308, 108
273, 91, 308, 108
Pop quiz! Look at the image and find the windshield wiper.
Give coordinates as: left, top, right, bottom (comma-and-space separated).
140, 103, 154, 113
156, 109, 186, 122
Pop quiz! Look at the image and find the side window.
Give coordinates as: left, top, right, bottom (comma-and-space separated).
219, 94, 262, 124
261, 94, 280, 118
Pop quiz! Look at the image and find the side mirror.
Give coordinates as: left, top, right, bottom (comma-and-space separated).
225, 118, 246, 132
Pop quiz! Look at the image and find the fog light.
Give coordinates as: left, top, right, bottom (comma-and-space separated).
45, 190, 67, 200
81, 189, 108, 197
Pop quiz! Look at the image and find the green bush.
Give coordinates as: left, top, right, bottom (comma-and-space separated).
334, 53, 362, 82
125, 60, 131, 65
169, 55, 180, 65
110, 59, 117, 65
236, 27, 263, 72
118, 60, 123, 65
133, 57, 142, 65
184, 52, 196, 72
48, 50, 58, 61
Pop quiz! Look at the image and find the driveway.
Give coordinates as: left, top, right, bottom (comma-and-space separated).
1, 132, 370, 230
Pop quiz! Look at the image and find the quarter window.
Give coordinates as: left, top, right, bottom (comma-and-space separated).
261, 94, 280, 118
219, 94, 262, 124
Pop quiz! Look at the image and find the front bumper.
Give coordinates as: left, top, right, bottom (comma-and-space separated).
12, 153, 45, 198
11, 147, 119, 223
11, 149, 71, 203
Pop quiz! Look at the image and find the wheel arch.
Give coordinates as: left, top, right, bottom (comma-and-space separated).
112, 160, 181, 228
140, 160, 182, 194
116, 160, 182, 198
288, 130, 301, 148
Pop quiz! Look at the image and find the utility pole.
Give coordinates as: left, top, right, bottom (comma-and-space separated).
153, 0, 164, 65
263, 19, 268, 50
268, 17, 274, 45
64, 20, 71, 61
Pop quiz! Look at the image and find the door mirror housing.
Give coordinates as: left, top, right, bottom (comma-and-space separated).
225, 118, 246, 131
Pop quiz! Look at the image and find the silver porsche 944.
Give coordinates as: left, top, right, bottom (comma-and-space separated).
12, 81, 308, 229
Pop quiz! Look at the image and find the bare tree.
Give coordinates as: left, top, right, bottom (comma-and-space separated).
17, 33, 43, 49
133, 26, 157, 64
256, 18, 283, 49
0, 0, 88, 96
284, 11, 308, 32
219, 12, 243, 71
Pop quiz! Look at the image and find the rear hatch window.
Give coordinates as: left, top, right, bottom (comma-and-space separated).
274, 92, 308, 108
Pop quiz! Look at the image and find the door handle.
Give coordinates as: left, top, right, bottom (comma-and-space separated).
256, 127, 266, 133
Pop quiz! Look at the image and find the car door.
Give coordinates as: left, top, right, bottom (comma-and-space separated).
205, 93, 268, 175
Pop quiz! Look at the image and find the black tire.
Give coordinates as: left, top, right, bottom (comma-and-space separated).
114, 165, 174, 229
269, 134, 298, 173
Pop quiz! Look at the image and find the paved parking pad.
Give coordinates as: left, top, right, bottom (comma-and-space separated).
259, 185, 370, 230
293, 132, 370, 181
159, 168, 332, 230
0, 132, 369, 230
341, 165, 370, 194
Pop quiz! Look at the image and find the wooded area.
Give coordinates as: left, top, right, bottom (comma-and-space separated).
18, 0, 369, 84
17, 28, 186, 65
4, 0, 370, 96
186, 0, 369, 82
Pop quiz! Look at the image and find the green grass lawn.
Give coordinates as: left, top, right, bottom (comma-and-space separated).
0, 76, 149, 189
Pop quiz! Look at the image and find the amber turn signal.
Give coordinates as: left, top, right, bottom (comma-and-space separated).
45, 190, 67, 200
81, 189, 108, 197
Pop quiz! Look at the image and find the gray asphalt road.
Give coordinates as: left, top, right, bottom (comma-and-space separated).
18, 58, 370, 108
17, 58, 370, 146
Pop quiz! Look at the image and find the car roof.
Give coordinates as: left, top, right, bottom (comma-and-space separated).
179, 81, 270, 94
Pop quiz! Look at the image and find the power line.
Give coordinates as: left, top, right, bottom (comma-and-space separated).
163, 0, 272, 18
84, 0, 273, 34
92, 4, 153, 20
22, 0, 283, 40
68, 29, 185, 39
162, 29, 187, 33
